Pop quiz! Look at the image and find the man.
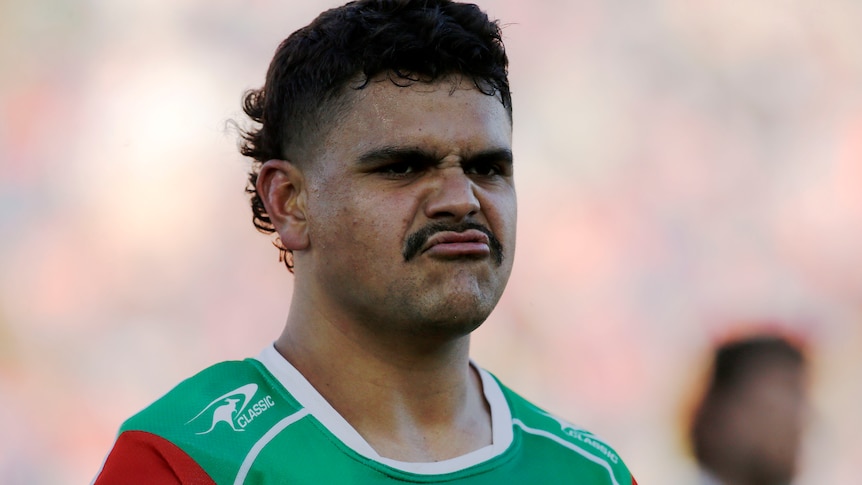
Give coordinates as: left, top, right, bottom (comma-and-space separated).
94, 1, 636, 483
689, 334, 809, 485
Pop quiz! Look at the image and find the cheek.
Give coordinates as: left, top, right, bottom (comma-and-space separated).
307, 183, 355, 245
312, 190, 410, 256
487, 192, 517, 240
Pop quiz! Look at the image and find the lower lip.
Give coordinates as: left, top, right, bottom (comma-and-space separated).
424, 242, 491, 258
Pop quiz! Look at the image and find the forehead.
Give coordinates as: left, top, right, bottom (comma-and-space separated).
318, 76, 512, 163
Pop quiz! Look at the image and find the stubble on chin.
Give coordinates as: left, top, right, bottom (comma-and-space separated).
382, 270, 504, 339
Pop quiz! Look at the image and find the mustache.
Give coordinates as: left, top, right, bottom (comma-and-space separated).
402, 221, 504, 266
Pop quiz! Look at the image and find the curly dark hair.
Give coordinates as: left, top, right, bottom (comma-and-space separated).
238, 0, 511, 270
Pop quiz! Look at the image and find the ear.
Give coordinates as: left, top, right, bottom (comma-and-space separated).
256, 159, 309, 251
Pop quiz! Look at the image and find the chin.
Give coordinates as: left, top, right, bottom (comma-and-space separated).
427, 299, 496, 335
380, 272, 507, 336
406, 315, 486, 341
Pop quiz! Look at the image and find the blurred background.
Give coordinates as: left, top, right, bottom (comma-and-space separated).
2, 0, 861, 483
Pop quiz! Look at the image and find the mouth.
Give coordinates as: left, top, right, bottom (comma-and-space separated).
403, 222, 504, 265
420, 229, 491, 259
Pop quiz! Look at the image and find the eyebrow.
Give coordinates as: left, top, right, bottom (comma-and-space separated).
356, 146, 514, 167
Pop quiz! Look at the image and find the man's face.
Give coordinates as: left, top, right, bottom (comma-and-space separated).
297, 76, 516, 338
726, 362, 807, 485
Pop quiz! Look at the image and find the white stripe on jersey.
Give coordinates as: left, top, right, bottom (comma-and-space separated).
512, 419, 621, 485
233, 409, 310, 485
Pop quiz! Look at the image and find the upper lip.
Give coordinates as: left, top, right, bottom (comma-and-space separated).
421, 229, 490, 253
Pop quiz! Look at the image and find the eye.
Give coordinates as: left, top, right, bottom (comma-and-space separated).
381, 161, 417, 175
463, 162, 502, 177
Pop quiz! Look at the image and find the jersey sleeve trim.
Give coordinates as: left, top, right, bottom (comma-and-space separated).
93, 430, 216, 485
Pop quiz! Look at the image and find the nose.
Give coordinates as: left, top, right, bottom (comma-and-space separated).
423, 167, 481, 221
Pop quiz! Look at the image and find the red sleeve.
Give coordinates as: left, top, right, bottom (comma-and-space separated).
94, 430, 216, 485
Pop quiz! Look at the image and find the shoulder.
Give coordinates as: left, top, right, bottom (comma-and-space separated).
120, 359, 292, 437
121, 359, 272, 434
489, 373, 637, 485
96, 358, 299, 484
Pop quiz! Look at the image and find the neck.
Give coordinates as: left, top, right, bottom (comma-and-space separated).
275, 300, 492, 462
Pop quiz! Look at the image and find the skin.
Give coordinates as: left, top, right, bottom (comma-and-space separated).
256, 75, 516, 461
702, 362, 807, 485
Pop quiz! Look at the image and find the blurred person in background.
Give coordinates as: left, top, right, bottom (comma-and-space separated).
92, 0, 636, 483
689, 333, 809, 485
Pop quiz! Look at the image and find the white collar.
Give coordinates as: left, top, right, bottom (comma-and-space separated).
255, 343, 513, 475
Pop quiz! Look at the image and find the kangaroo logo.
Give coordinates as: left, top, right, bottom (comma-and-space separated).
186, 384, 258, 435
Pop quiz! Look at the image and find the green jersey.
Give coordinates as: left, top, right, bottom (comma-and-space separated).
95, 345, 636, 484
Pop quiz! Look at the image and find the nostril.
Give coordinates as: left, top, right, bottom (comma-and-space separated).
421, 168, 482, 220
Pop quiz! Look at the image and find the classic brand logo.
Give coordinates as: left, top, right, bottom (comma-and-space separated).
540, 410, 620, 464
186, 383, 275, 435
